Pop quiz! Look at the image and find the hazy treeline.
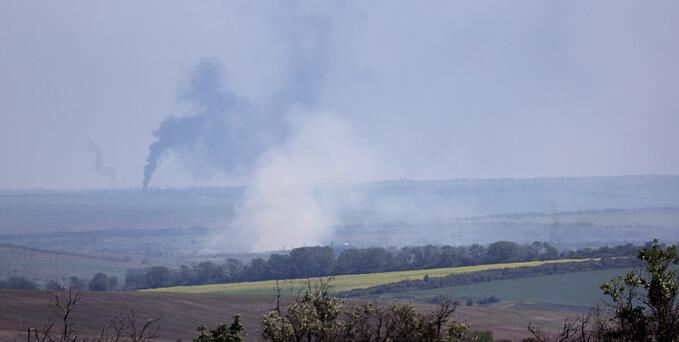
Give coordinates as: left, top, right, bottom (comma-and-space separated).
0, 273, 118, 291
50, 273, 119, 291
560, 243, 644, 259
0, 276, 39, 290
124, 241, 640, 290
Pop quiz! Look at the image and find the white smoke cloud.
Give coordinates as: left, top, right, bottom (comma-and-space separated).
236, 112, 377, 252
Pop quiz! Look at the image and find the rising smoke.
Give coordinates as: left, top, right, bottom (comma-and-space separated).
237, 113, 376, 252
140, 4, 373, 251
142, 60, 286, 190
143, 55, 377, 250
142, 59, 376, 250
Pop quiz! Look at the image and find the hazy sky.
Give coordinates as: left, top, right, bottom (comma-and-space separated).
1, 1, 678, 189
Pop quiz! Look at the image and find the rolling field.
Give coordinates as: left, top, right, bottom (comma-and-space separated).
464, 207, 679, 229
144, 258, 590, 296
0, 289, 582, 341
380, 268, 631, 307
0, 246, 133, 282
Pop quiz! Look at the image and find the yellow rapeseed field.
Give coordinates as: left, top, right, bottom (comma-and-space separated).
143, 258, 591, 296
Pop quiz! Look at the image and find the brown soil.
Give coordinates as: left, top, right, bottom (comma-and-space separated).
0, 290, 581, 341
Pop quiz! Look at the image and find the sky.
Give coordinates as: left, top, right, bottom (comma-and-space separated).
1, 1, 678, 189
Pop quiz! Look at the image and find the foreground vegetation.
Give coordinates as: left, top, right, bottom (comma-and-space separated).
144, 259, 589, 296
0, 289, 574, 341
527, 240, 679, 341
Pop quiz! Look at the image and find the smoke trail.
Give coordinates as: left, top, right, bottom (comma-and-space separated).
87, 142, 117, 186
142, 5, 374, 251
141, 60, 284, 189
141, 1, 344, 190
142, 114, 202, 189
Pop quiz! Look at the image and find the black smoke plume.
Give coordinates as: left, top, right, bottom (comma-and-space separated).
141, 60, 288, 189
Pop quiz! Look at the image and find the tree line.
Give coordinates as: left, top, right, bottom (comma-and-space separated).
124, 241, 642, 290
0, 273, 119, 291
0, 276, 40, 290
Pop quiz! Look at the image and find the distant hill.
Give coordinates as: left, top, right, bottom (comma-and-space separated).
0, 188, 242, 234
3, 175, 679, 233
1, 175, 678, 253
351, 175, 679, 221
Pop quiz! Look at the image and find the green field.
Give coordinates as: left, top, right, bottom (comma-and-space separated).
144, 259, 590, 296
380, 268, 631, 307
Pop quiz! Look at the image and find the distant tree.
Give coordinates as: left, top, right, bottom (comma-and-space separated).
0, 276, 39, 290
362, 247, 395, 273
124, 269, 146, 289
486, 241, 519, 263
243, 258, 269, 281
439, 245, 462, 268
224, 258, 244, 282
107, 275, 119, 291
68, 276, 87, 290
335, 248, 364, 274
89, 273, 110, 291
196, 261, 225, 284
44, 280, 65, 291
395, 247, 416, 268
412, 245, 442, 269
288, 246, 334, 278
145, 266, 173, 288
466, 244, 487, 265
266, 254, 293, 279
124, 267, 174, 290
543, 243, 559, 259
177, 264, 197, 285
